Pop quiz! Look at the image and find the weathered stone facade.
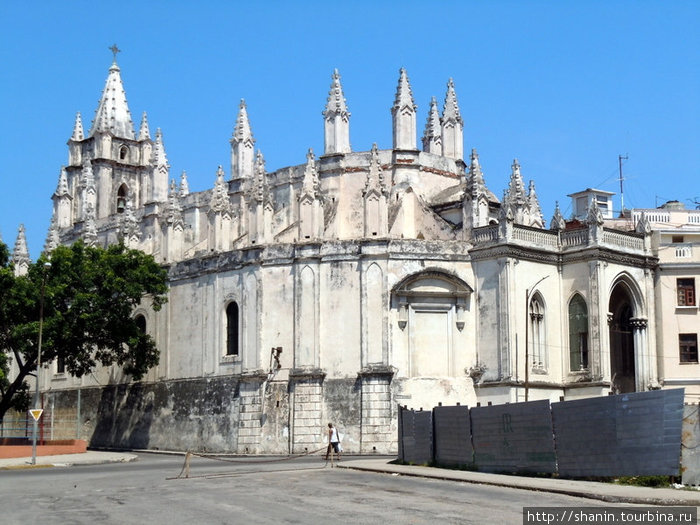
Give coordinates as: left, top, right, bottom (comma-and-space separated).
12, 57, 664, 454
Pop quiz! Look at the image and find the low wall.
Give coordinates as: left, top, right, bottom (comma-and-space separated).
0, 439, 87, 458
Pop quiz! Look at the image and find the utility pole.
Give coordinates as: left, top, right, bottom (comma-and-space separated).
618, 154, 628, 217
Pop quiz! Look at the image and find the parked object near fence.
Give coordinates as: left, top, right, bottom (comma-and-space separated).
433, 405, 472, 467
398, 409, 432, 465
552, 389, 684, 477
471, 400, 556, 474
398, 389, 685, 478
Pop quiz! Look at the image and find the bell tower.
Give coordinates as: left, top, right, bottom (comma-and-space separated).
60, 45, 167, 229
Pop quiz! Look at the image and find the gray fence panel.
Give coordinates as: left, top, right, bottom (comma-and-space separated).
433, 406, 472, 466
398, 408, 433, 465
553, 389, 684, 477
681, 405, 700, 486
471, 399, 556, 474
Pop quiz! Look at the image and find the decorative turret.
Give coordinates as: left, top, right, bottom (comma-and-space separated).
210, 165, 232, 214
391, 68, 417, 150
550, 201, 566, 231
463, 149, 491, 233
527, 180, 544, 228
89, 53, 135, 139
119, 200, 140, 247
44, 215, 60, 254
83, 205, 98, 246
150, 128, 169, 203
52, 167, 73, 228
441, 78, 464, 161
363, 144, 389, 237
68, 112, 84, 166
323, 70, 351, 155
12, 224, 30, 276
422, 97, 442, 154
164, 180, 185, 261
231, 99, 256, 181
298, 149, 323, 240
71, 112, 84, 141
248, 151, 273, 245
138, 112, 151, 141
179, 170, 190, 197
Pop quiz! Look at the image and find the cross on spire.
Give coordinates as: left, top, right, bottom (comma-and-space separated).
109, 44, 121, 62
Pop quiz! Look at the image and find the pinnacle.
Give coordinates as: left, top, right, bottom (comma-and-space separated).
324, 69, 350, 117
392, 68, 416, 112
89, 58, 135, 139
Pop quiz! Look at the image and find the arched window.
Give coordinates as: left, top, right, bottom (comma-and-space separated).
117, 184, 128, 214
134, 314, 147, 334
529, 293, 546, 370
226, 302, 239, 356
568, 294, 589, 371
119, 145, 129, 161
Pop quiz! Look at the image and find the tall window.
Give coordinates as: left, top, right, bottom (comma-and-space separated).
569, 294, 589, 371
677, 278, 696, 306
529, 294, 546, 370
226, 302, 239, 356
680, 334, 698, 363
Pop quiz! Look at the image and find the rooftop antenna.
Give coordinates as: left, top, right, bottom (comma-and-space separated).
618, 154, 628, 217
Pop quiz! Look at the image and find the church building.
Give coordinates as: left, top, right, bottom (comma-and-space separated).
11, 56, 660, 454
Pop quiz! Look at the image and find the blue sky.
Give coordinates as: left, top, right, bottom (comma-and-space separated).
1, 0, 698, 259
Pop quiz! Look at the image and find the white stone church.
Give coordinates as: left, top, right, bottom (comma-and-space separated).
10, 57, 662, 454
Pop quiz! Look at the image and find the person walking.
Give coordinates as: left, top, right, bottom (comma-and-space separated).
324, 422, 341, 460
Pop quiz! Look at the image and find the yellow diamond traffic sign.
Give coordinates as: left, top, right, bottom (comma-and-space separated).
29, 409, 43, 421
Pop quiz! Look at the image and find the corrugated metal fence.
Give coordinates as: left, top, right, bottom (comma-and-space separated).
399, 389, 685, 478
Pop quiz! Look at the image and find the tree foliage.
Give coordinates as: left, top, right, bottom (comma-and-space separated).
0, 241, 168, 420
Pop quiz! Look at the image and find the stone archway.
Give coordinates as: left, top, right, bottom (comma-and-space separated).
608, 283, 636, 393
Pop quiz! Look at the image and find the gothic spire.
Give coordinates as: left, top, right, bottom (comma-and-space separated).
466, 149, 486, 197
89, 56, 135, 139
71, 112, 84, 141
210, 165, 232, 213
231, 99, 256, 180
422, 96, 442, 154
54, 167, 70, 197
391, 68, 417, 150
12, 224, 30, 274
300, 148, 320, 199
152, 128, 169, 169
44, 215, 60, 254
323, 70, 351, 154
441, 79, 464, 161
505, 159, 527, 207
550, 201, 566, 230
138, 112, 151, 141
232, 99, 255, 145
364, 143, 387, 196
527, 180, 544, 226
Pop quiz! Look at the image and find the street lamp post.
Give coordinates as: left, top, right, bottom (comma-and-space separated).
524, 275, 549, 403
31, 262, 50, 466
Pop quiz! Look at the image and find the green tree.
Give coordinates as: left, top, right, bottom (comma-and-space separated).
0, 241, 168, 420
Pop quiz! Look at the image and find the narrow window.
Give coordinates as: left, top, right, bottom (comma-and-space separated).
57, 356, 65, 374
678, 279, 696, 306
226, 302, 239, 356
119, 145, 129, 161
680, 334, 698, 363
569, 294, 589, 371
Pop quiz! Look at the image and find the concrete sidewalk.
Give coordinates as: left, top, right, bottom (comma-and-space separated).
337, 458, 700, 506
0, 450, 137, 469
1, 451, 698, 506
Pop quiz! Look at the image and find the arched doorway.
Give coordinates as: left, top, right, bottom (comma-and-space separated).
609, 283, 635, 393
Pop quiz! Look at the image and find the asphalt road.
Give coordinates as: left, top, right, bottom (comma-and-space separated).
0, 453, 637, 524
